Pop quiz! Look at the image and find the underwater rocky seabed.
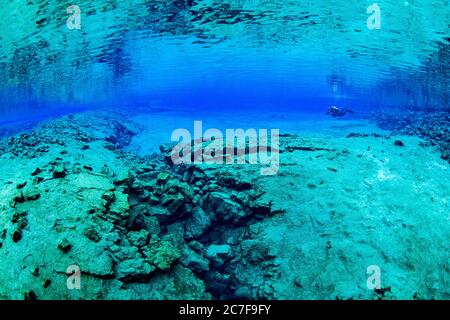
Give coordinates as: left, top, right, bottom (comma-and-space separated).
0, 109, 449, 300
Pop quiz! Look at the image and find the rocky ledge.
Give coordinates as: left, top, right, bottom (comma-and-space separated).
368, 110, 450, 162
0, 110, 282, 300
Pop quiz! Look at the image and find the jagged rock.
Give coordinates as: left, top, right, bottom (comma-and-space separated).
24, 189, 40, 201
188, 240, 206, 254
249, 199, 272, 217
161, 193, 185, 214
144, 235, 182, 271
57, 238, 72, 253
216, 174, 253, 191
207, 192, 246, 223
0, 109, 288, 299
234, 286, 253, 299
128, 211, 161, 235
116, 254, 156, 282
108, 192, 130, 222
132, 189, 149, 203
127, 230, 149, 248
52, 165, 66, 178
184, 207, 211, 240
78, 252, 115, 278
16, 182, 27, 189
203, 270, 233, 296
147, 206, 172, 223
174, 181, 195, 201
31, 167, 42, 176
143, 215, 161, 235
206, 244, 232, 266
101, 191, 116, 204
180, 245, 210, 274
83, 226, 101, 242
127, 209, 146, 230
156, 172, 172, 185
114, 169, 134, 186
148, 192, 160, 205
183, 167, 207, 185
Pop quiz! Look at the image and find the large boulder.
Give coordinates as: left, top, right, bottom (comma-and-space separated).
144, 235, 183, 271
207, 192, 247, 223
184, 207, 211, 240
180, 245, 210, 274
116, 256, 155, 282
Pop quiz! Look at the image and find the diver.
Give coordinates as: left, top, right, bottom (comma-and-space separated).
326, 106, 354, 118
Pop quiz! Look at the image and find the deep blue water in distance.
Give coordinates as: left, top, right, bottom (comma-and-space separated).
0, 1, 448, 122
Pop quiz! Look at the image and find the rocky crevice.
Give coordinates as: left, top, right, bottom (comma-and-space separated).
0, 111, 284, 299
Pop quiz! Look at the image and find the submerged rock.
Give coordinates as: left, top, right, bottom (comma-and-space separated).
184, 206, 211, 240
83, 226, 101, 242
127, 230, 149, 248
116, 255, 155, 282
216, 174, 253, 191
114, 169, 134, 186
0, 110, 286, 300
180, 245, 210, 274
206, 244, 232, 266
57, 238, 72, 253
144, 235, 183, 271
52, 165, 66, 178
207, 192, 245, 223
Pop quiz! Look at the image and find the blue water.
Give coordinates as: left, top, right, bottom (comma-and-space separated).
1, 1, 450, 301
0, 1, 448, 123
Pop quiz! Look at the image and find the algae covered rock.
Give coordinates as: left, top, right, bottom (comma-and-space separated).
0, 110, 288, 300
127, 229, 149, 248
145, 235, 183, 271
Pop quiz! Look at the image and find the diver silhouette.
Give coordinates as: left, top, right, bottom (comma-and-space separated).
326, 106, 354, 118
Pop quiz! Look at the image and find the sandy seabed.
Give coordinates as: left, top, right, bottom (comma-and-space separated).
0, 109, 449, 300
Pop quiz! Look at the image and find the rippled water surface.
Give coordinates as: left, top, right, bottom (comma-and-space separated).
0, 1, 449, 120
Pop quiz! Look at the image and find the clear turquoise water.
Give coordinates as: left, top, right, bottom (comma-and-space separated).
0, 1, 449, 301
0, 0, 449, 122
